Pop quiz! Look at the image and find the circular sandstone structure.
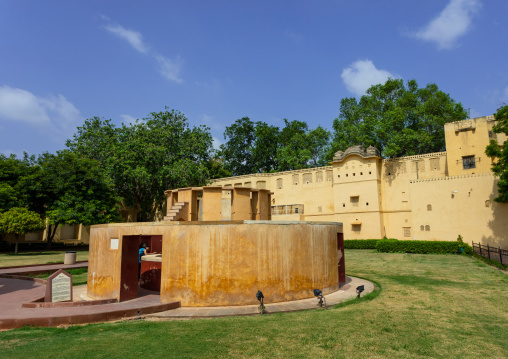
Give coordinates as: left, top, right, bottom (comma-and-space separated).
87, 221, 342, 307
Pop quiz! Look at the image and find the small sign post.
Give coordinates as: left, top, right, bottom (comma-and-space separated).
45, 269, 73, 303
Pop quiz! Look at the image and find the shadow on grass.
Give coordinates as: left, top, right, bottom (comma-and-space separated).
6, 252, 58, 257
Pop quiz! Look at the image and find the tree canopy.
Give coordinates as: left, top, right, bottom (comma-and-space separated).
329, 78, 469, 159
0, 207, 45, 253
66, 108, 217, 221
485, 105, 508, 203
219, 118, 330, 175
25, 150, 122, 248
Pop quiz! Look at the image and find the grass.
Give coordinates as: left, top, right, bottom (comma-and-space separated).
1, 250, 507, 358
0, 250, 89, 267
25, 268, 89, 286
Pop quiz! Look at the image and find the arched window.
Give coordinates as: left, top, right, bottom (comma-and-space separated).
425, 225, 430, 231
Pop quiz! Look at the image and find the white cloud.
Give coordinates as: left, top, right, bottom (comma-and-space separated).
341, 60, 395, 97
0, 85, 82, 138
200, 114, 225, 132
0, 86, 51, 125
120, 114, 137, 124
413, 0, 481, 50
155, 55, 183, 83
104, 24, 148, 54
102, 18, 183, 83
212, 137, 223, 150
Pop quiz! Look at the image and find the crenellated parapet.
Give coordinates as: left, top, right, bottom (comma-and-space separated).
332, 145, 381, 162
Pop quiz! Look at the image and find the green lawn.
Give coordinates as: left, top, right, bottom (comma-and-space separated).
26, 268, 88, 286
1, 250, 507, 358
0, 250, 89, 267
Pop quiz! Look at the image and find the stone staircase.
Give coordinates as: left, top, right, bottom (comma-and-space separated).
164, 201, 188, 221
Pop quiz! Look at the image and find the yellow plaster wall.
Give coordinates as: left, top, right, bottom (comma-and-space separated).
211, 116, 507, 244
202, 186, 223, 221
409, 173, 508, 247
445, 116, 494, 176
160, 221, 341, 306
87, 221, 343, 306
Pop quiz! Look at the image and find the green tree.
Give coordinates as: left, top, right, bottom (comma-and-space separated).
276, 119, 309, 171
329, 78, 468, 159
220, 118, 332, 175
251, 122, 280, 173
0, 154, 34, 212
25, 151, 122, 249
66, 108, 214, 221
306, 126, 331, 167
206, 158, 232, 179
276, 120, 331, 171
0, 207, 45, 254
219, 117, 256, 176
485, 105, 508, 202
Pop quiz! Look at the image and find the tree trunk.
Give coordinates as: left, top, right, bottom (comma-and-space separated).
14, 234, 19, 255
46, 223, 59, 250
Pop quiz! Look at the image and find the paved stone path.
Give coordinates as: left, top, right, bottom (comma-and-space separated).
148, 276, 374, 318
0, 262, 376, 329
0, 263, 178, 330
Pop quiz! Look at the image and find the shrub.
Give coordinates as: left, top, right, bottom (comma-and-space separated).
345, 239, 386, 249
376, 240, 460, 254
457, 234, 474, 255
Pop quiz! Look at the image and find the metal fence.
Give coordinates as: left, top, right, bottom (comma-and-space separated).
472, 242, 507, 265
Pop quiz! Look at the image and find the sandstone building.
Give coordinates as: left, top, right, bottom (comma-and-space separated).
211, 116, 508, 248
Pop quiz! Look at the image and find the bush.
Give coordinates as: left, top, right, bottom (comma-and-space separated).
376, 239, 460, 254
345, 239, 382, 249
457, 234, 474, 255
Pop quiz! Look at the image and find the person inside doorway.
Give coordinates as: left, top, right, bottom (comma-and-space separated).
138, 241, 156, 280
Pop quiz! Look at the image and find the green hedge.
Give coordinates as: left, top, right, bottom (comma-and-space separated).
345, 239, 381, 249
344, 238, 400, 249
345, 239, 465, 254
376, 240, 460, 254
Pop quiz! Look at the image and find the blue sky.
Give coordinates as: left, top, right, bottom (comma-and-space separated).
0, 0, 507, 157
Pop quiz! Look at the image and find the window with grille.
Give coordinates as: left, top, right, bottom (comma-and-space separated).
403, 227, 411, 237
462, 156, 475, 169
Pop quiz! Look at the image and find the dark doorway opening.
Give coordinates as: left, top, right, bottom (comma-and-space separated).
120, 235, 163, 302
337, 232, 346, 287
120, 235, 140, 301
